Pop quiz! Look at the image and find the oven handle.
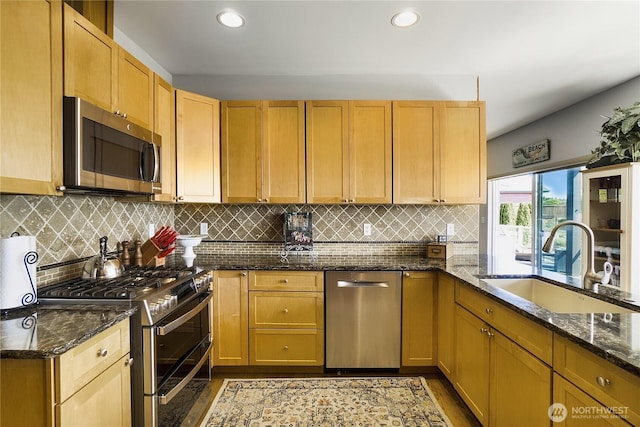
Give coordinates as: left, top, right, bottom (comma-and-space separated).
156, 291, 212, 336
158, 338, 212, 405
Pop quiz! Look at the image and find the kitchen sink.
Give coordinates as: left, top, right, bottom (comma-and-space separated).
480, 277, 634, 313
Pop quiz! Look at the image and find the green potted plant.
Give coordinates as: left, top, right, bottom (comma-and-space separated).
587, 101, 640, 168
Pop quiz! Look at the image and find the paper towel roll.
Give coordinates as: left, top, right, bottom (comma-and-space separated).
0, 235, 38, 310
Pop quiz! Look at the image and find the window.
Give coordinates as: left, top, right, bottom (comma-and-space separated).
488, 166, 583, 276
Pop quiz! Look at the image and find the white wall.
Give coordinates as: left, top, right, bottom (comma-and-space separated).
113, 27, 173, 84
480, 76, 640, 253
487, 76, 640, 179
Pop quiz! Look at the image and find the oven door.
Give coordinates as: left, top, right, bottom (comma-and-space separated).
143, 290, 212, 427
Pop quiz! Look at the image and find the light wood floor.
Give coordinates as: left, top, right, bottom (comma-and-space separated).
186, 370, 481, 427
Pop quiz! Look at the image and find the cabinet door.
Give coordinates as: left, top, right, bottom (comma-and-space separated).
489, 330, 551, 427
349, 100, 392, 203
553, 374, 629, 427
176, 89, 221, 203
263, 101, 306, 203
56, 355, 132, 427
116, 46, 153, 129
439, 101, 486, 204
393, 101, 438, 204
152, 74, 175, 202
401, 272, 436, 366
0, 0, 63, 196
306, 100, 350, 203
63, 3, 116, 112
221, 101, 262, 202
437, 274, 455, 380
454, 304, 490, 426
213, 271, 249, 366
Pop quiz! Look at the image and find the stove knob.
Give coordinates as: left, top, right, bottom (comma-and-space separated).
170, 295, 178, 308
149, 302, 158, 316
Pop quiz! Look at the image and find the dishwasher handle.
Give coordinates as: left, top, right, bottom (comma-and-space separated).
337, 280, 389, 288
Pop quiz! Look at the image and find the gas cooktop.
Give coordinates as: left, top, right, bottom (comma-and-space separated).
38, 266, 201, 300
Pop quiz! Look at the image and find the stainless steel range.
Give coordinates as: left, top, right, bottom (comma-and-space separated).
38, 266, 213, 427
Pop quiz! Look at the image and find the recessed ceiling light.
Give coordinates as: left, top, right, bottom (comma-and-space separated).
391, 11, 419, 28
217, 10, 245, 28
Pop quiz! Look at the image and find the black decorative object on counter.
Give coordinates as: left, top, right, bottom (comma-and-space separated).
283, 212, 313, 252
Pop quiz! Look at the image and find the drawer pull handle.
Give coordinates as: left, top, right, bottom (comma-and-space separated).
485, 308, 493, 314
97, 348, 108, 358
283, 308, 289, 314
596, 376, 611, 387
125, 357, 134, 367
283, 279, 289, 284
283, 346, 289, 351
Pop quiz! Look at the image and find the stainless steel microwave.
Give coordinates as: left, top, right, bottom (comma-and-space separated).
62, 97, 162, 195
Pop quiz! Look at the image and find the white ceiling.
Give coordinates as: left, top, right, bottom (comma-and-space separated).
114, 1, 640, 139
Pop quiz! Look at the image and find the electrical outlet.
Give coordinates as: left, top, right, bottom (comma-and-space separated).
446, 223, 455, 236
363, 223, 372, 236
148, 223, 155, 238
199, 223, 208, 236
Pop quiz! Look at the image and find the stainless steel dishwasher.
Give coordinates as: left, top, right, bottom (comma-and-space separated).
325, 271, 402, 369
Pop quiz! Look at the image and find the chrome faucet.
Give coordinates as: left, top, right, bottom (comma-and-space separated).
542, 220, 602, 290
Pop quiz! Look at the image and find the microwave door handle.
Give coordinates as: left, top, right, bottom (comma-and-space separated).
151, 142, 159, 182
139, 144, 145, 180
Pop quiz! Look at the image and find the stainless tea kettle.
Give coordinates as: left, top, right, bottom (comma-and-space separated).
82, 236, 125, 279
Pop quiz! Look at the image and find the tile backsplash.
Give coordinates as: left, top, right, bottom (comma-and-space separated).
1, 194, 478, 285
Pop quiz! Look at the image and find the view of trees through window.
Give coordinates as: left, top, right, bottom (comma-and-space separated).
491, 166, 583, 276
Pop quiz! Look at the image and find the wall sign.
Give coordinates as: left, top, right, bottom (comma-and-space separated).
512, 139, 550, 168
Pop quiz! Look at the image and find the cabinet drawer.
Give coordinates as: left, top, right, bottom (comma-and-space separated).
249, 291, 324, 328
553, 373, 630, 426
249, 329, 324, 366
249, 271, 323, 291
456, 283, 553, 364
554, 335, 639, 426
56, 319, 130, 402
56, 354, 132, 427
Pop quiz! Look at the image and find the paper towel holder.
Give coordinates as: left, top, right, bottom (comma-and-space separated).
6, 232, 39, 310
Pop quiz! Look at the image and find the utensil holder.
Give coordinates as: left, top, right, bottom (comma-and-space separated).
141, 239, 164, 266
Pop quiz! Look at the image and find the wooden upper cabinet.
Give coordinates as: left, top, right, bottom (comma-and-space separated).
63, 3, 116, 112
393, 101, 486, 204
0, 0, 64, 196
221, 100, 305, 203
116, 46, 153, 129
221, 101, 263, 203
176, 89, 221, 203
306, 100, 391, 204
152, 75, 175, 202
393, 101, 438, 204
65, 0, 114, 37
439, 101, 486, 204
306, 100, 349, 204
63, 4, 153, 129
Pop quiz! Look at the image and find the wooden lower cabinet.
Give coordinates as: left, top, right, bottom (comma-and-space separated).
554, 335, 639, 426
401, 271, 436, 366
437, 273, 455, 380
0, 319, 131, 427
249, 329, 324, 366
212, 270, 249, 366
248, 271, 324, 366
454, 304, 551, 427
553, 374, 630, 426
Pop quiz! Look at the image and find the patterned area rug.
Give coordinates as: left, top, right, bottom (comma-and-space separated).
200, 377, 453, 426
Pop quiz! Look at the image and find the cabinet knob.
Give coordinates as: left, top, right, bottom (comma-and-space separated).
123, 113, 127, 119
596, 376, 611, 387
263, 198, 268, 203
56, 185, 66, 192
403, 272, 410, 277
178, 196, 184, 201
114, 110, 120, 116
441, 199, 446, 203
480, 327, 489, 334
257, 198, 262, 202
343, 199, 349, 203
283, 345, 289, 351
125, 357, 134, 367
485, 308, 493, 314
241, 272, 247, 277
283, 308, 289, 314
97, 348, 108, 358
283, 279, 289, 283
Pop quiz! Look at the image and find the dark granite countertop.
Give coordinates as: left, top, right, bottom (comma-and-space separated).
192, 253, 640, 377
0, 303, 136, 359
